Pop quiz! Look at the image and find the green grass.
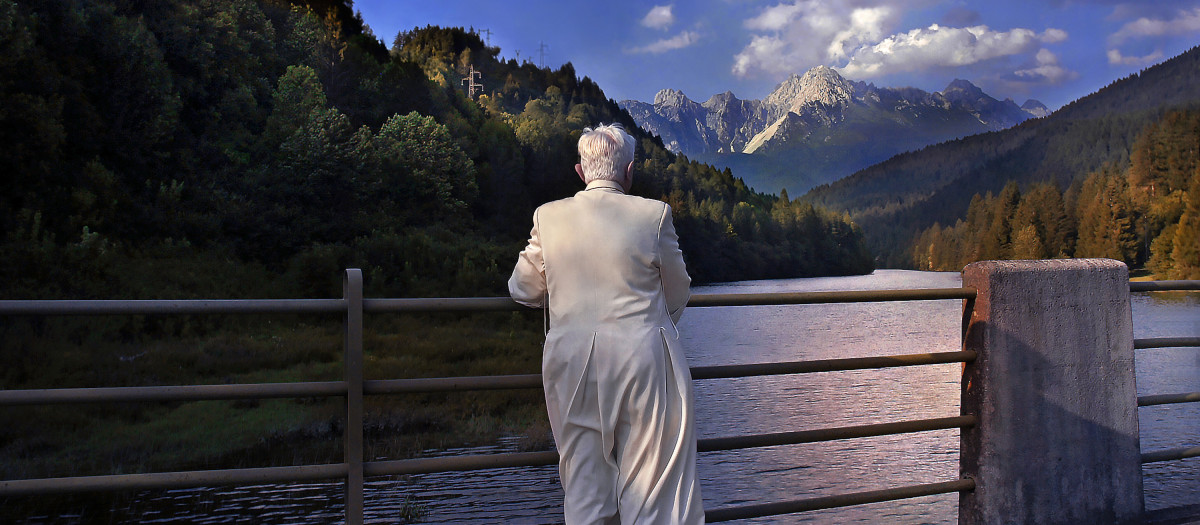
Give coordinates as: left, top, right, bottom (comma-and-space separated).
1, 312, 550, 483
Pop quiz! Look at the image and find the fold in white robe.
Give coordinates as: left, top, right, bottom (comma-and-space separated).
509, 179, 703, 524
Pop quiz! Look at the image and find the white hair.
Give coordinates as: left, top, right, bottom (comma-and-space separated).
577, 123, 636, 183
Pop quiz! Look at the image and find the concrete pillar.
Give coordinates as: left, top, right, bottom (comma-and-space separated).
960, 259, 1143, 525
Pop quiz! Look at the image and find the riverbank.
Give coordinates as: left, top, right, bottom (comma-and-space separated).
1, 311, 552, 520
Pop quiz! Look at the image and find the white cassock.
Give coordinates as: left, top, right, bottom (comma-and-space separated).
509, 179, 703, 524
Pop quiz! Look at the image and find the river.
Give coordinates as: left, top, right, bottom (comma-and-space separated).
96, 270, 1200, 523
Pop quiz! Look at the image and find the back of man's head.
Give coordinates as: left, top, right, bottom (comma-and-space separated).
578, 124, 636, 183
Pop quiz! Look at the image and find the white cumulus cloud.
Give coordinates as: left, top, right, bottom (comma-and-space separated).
1041, 28, 1068, 43
1107, 48, 1165, 66
1013, 48, 1077, 84
732, 0, 1072, 91
827, 7, 892, 61
629, 30, 699, 54
641, 5, 676, 30
1110, 7, 1200, 44
836, 24, 1068, 79
733, 1, 902, 77
744, 2, 807, 31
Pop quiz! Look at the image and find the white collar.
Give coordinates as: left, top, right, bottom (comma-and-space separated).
583, 179, 626, 194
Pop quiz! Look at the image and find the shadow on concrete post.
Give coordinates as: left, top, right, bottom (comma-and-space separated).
960, 259, 1144, 525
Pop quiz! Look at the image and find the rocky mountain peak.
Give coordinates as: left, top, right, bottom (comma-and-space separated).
654, 88, 691, 107
941, 79, 985, 102
1021, 99, 1050, 118
765, 65, 856, 113
704, 90, 739, 106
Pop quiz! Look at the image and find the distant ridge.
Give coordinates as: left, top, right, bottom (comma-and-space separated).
619, 66, 1043, 194
802, 45, 1200, 266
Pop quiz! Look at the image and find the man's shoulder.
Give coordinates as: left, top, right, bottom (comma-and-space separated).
540, 192, 667, 211
614, 194, 670, 219
544, 195, 665, 226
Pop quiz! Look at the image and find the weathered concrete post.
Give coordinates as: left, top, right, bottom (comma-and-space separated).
960, 259, 1143, 525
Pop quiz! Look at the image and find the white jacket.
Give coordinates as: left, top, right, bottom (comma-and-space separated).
510, 179, 703, 524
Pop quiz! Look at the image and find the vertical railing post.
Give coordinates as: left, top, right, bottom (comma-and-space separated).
343, 269, 364, 525
960, 259, 1143, 524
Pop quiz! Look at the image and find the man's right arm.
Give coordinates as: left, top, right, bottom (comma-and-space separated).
509, 209, 547, 308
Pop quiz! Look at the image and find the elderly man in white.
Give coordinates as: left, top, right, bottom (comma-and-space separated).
509, 123, 703, 524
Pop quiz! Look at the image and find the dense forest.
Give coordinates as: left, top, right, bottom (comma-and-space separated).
803, 44, 1200, 271
0, 2, 872, 514
910, 110, 1200, 278
0, 0, 872, 307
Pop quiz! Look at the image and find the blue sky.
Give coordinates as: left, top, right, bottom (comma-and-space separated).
355, 1, 1200, 110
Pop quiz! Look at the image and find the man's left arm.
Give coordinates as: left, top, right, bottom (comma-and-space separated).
658, 204, 691, 324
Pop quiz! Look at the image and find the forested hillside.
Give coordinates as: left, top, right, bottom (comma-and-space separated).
0, 0, 872, 305
910, 110, 1200, 278
803, 45, 1200, 269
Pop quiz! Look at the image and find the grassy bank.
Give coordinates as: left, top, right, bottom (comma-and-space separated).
1, 312, 550, 503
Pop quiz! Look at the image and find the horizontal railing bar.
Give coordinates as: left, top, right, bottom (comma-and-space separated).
354, 416, 974, 476
690, 351, 976, 380
698, 416, 975, 453
364, 451, 558, 476
689, 288, 976, 307
0, 382, 347, 406
364, 375, 542, 394
363, 351, 977, 395
0, 299, 345, 316
1142, 446, 1200, 464
360, 288, 979, 313
1130, 280, 1200, 292
2, 281, 1191, 317
364, 297, 520, 313
3, 351, 978, 406
1139, 392, 1200, 406
0, 464, 349, 496
1135, 337, 1200, 349
704, 478, 976, 522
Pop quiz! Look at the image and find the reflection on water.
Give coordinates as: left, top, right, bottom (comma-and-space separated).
685, 270, 964, 524
31, 271, 1200, 523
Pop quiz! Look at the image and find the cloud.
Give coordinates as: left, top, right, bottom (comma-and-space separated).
1110, 7, 1200, 43
1013, 48, 1077, 84
733, 35, 788, 75
732, 0, 1073, 92
1107, 48, 1165, 65
641, 5, 676, 30
628, 30, 700, 54
827, 7, 892, 61
733, 2, 903, 77
744, 2, 806, 31
837, 24, 1066, 78
1041, 28, 1068, 43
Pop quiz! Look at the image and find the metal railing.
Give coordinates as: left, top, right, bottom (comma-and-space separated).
1131, 280, 1200, 467
1, 273, 1197, 522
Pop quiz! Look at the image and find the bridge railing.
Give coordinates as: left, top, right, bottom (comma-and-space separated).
0, 269, 979, 523
1, 265, 1197, 523
1130, 281, 1200, 468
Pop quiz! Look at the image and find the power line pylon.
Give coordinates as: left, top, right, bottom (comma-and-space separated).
461, 64, 482, 99
538, 41, 549, 69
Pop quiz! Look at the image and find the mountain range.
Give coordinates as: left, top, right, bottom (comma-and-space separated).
801, 45, 1200, 267
619, 66, 1047, 195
